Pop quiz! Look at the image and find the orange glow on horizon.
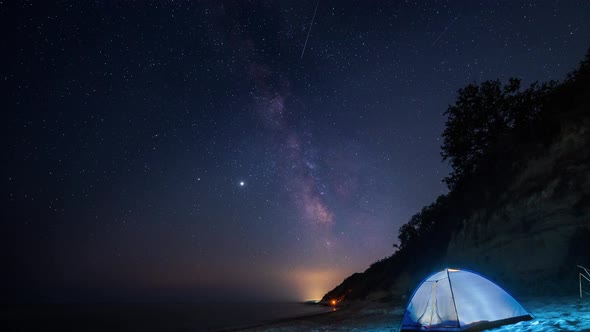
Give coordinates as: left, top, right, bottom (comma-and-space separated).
285, 268, 344, 301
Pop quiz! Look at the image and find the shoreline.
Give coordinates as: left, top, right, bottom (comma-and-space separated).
2, 297, 588, 331
231, 297, 590, 332
0, 302, 338, 332
221, 306, 342, 331
232, 301, 404, 332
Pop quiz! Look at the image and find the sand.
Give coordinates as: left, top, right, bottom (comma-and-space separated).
2, 297, 588, 331
240, 297, 590, 332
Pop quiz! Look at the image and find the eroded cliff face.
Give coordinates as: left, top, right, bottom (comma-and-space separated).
446, 119, 590, 295
323, 57, 590, 303
323, 118, 590, 304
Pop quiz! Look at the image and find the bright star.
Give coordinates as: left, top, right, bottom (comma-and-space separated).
239, 181, 245, 186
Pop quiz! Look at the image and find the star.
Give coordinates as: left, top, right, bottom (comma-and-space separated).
239, 181, 245, 187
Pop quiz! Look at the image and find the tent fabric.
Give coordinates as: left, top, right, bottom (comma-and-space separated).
401, 268, 532, 331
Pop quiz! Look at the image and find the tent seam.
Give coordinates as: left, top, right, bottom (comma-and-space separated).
446, 268, 461, 329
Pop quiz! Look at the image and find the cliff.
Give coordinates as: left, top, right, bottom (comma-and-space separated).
446, 117, 590, 295
322, 51, 590, 304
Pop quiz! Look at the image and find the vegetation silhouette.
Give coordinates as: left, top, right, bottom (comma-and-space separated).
322, 48, 590, 303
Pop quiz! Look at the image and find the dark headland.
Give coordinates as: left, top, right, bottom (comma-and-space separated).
322, 50, 590, 306
245, 49, 590, 332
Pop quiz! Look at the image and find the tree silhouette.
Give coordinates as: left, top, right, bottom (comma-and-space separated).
441, 78, 554, 190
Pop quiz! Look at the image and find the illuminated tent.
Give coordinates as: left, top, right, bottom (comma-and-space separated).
401, 268, 532, 331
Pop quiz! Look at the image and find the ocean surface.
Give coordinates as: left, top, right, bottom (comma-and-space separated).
194, 302, 336, 330
1, 302, 336, 331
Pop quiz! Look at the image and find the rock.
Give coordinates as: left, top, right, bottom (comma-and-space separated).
446, 120, 590, 295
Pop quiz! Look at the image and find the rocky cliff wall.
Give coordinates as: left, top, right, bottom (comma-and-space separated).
323, 55, 590, 303
446, 119, 590, 295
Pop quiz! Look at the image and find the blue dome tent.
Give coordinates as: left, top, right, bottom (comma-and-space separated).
401, 268, 532, 331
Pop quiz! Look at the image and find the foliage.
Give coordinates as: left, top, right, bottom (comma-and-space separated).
440, 78, 555, 190
396, 47, 590, 258
323, 48, 590, 302
393, 47, 590, 274
396, 195, 448, 251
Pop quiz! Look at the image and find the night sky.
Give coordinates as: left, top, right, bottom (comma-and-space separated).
4, 1, 590, 303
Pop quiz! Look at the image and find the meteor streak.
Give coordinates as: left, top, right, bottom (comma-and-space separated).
300, 0, 320, 60
432, 14, 460, 47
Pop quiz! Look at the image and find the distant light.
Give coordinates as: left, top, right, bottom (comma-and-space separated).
331, 299, 337, 306
239, 181, 245, 186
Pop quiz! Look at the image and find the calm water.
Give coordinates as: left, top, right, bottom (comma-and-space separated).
1, 302, 335, 331
193, 302, 335, 330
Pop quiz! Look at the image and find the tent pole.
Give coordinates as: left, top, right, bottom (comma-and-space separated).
578, 265, 590, 298
446, 269, 461, 329
429, 281, 437, 326
580, 273, 590, 298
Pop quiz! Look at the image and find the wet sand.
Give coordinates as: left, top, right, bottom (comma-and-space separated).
236, 301, 404, 332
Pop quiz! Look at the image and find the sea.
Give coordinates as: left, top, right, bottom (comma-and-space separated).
192, 302, 335, 330
1, 302, 336, 331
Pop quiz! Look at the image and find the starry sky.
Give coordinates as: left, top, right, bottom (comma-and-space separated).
3, 1, 590, 303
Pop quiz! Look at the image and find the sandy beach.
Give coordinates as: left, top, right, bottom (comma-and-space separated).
236, 301, 404, 331
2, 297, 588, 331
240, 297, 590, 332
